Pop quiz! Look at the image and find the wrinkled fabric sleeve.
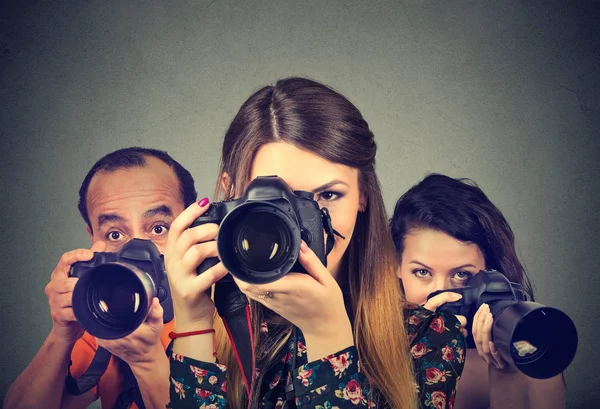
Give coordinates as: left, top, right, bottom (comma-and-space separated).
293, 346, 373, 408
407, 307, 466, 409
167, 351, 228, 409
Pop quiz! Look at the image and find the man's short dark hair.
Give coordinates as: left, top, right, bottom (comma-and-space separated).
78, 147, 197, 230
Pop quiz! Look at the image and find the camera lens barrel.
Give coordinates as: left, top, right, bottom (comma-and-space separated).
71, 262, 156, 339
217, 202, 301, 284
490, 301, 578, 379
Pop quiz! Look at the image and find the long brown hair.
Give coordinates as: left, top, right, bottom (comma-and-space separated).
389, 173, 534, 300
214, 77, 416, 408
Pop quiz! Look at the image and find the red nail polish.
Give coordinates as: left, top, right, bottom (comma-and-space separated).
198, 197, 209, 207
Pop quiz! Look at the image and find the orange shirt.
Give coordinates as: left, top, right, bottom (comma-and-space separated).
69, 320, 174, 409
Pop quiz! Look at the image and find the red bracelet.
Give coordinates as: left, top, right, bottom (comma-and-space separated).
169, 329, 217, 357
168, 328, 215, 339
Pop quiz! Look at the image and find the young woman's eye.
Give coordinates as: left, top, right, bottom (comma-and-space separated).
106, 231, 124, 242
453, 271, 473, 282
316, 191, 342, 202
412, 269, 431, 278
150, 224, 169, 236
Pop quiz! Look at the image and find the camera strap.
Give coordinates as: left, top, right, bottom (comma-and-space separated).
321, 207, 345, 254
113, 358, 146, 409
65, 346, 146, 408
214, 279, 256, 406
65, 346, 111, 395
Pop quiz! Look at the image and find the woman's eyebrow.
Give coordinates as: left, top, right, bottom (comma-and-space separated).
408, 260, 433, 270
310, 179, 349, 193
451, 264, 478, 270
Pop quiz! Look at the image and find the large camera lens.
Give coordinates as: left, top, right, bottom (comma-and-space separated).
491, 301, 578, 379
218, 203, 300, 284
72, 263, 155, 339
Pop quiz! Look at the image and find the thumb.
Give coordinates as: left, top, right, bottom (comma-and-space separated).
423, 292, 462, 312
144, 298, 164, 329
90, 240, 107, 253
144, 297, 163, 332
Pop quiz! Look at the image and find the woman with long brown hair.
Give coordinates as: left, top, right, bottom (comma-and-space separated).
164, 78, 465, 408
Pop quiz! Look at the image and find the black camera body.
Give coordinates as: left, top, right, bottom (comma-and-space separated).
427, 269, 528, 343
192, 176, 327, 284
427, 270, 577, 379
69, 239, 173, 340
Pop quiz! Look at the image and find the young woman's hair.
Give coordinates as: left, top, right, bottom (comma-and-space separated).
213, 77, 416, 408
389, 173, 534, 300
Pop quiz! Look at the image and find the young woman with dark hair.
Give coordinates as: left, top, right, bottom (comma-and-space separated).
164, 79, 465, 408
390, 173, 565, 409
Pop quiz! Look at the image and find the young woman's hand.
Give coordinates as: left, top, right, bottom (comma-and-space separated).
471, 303, 517, 372
232, 240, 354, 361
423, 291, 468, 338
164, 200, 228, 332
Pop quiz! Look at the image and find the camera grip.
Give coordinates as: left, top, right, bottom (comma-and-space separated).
68, 254, 103, 278
197, 257, 220, 275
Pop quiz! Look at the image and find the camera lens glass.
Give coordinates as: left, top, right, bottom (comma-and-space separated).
231, 210, 292, 272
88, 264, 147, 327
72, 263, 153, 339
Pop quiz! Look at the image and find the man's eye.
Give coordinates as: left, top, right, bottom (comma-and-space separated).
412, 269, 431, 278
150, 225, 169, 236
106, 231, 123, 242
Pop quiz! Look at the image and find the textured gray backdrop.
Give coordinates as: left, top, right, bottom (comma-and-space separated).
1, 1, 598, 408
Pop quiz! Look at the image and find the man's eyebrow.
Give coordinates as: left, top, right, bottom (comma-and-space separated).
310, 179, 349, 193
142, 205, 174, 219
97, 214, 127, 228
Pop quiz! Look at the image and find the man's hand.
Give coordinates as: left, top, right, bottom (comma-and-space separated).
96, 297, 165, 368
45, 241, 107, 345
97, 298, 170, 409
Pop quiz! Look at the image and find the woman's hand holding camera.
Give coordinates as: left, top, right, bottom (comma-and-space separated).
165, 200, 228, 334
424, 293, 514, 373
234, 240, 354, 362
471, 303, 515, 373
45, 241, 107, 345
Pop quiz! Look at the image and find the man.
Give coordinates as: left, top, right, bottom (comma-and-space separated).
4, 147, 197, 409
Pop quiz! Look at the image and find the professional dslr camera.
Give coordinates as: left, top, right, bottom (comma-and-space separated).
193, 175, 333, 284
427, 270, 577, 379
69, 239, 173, 340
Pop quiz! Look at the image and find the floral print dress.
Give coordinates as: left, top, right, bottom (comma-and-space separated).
168, 306, 465, 408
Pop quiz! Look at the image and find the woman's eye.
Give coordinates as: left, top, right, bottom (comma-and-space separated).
150, 224, 169, 236
106, 231, 123, 242
316, 191, 341, 201
453, 271, 473, 281
412, 269, 431, 278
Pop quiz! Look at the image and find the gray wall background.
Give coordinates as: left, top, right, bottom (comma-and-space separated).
1, 1, 598, 408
